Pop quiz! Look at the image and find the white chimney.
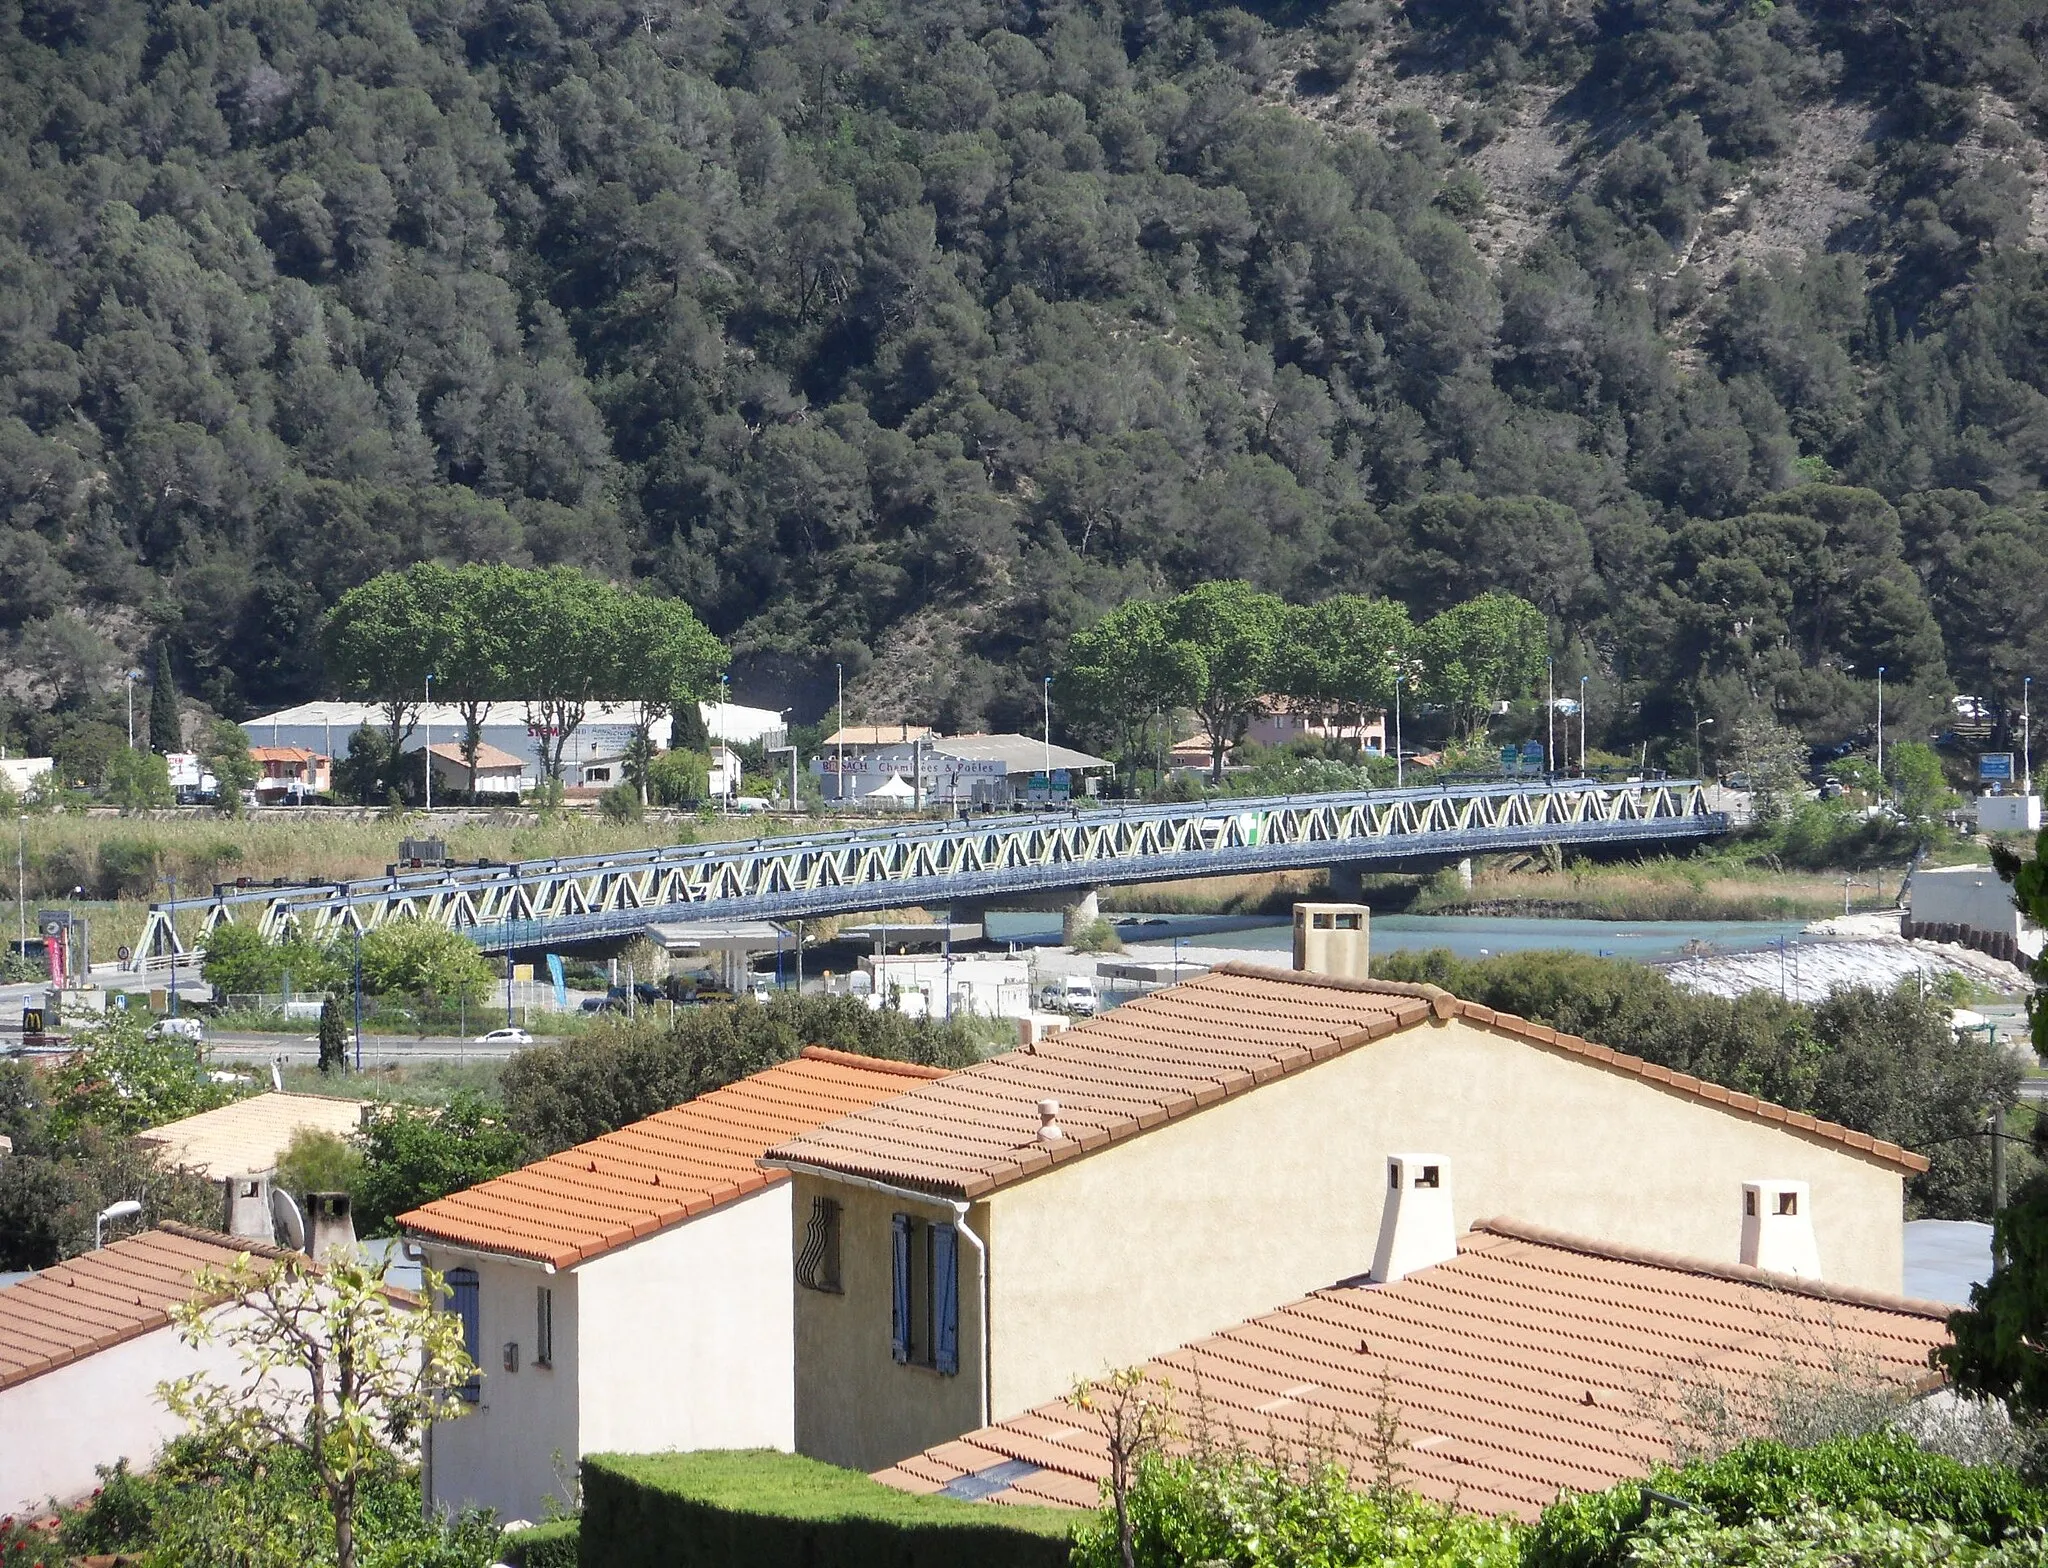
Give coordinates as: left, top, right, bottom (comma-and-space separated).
1037, 1098, 1065, 1142
221, 1173, 273, 1243
304, 1191, 358, 1260
1740, 1179, 1820, 1279
1293, 903, 1370, 979
1371, 1154, 1456, 1282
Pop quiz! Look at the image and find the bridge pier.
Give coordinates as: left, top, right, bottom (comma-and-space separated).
1061, 889, 1101, 946
1457, 857, 1473, 890
1325, 864, 1365, 902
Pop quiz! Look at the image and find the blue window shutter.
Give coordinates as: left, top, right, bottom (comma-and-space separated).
933, 1223, 959, 1377
447, 1267, 482, 1401
890, 1214, 912, 1364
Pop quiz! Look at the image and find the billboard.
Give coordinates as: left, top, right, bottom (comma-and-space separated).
1981, 753, 2015, 782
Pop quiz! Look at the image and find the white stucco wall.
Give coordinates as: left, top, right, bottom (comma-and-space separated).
577, 1182, 796, 1456
421, 1251, 580, 1524
1910, 865, 2024, 939
1, 1313, 244, 1515
422, 1183, 796, 1523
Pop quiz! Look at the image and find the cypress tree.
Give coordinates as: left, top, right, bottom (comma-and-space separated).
149, 646, 181, 755
672, 697, 711, 754
317, 994, 349, 1074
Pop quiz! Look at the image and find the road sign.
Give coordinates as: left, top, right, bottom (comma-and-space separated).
1981, 753, 2015, 781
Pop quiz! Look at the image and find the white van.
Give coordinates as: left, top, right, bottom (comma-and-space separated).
148, 1016, 206, 1044
1037, 976, 1099, 1016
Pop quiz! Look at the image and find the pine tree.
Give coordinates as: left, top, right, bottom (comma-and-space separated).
149, 646, 181, 755
318, 994, 349, 1074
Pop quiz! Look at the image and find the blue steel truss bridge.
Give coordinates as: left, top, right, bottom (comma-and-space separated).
127, 779, 1727, 968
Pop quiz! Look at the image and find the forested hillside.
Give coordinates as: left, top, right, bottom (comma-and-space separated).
4, 0, 2048, 758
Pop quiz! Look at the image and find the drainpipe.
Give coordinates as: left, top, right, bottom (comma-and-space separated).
771, 1161, 990, 1431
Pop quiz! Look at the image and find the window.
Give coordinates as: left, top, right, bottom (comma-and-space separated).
1416, 1165, 1440, 1189
535, 1286, 554, 1367
447, 1267, 481, 1402
889, 1213, 959, 1376
1777, 1191, 1798, 1216
797, 1197, 843, 1293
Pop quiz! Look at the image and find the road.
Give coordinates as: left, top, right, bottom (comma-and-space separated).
205, 1030, 535, 1066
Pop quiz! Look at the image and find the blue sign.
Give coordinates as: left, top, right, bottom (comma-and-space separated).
1521, 740, 1545, 774
1981, 753, 2015, 782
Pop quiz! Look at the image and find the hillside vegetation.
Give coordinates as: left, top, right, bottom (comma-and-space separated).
4, 0, 2047, 757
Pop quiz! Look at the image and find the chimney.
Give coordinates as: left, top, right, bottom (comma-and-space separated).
1037, 1098, 1065, 1142
304, 1191, 358, 1260
221, 1173, 273, 1243
1370, 1154, 1456, 1282
1293, 903, 1370, 980
1740, 1180, 1820, 1278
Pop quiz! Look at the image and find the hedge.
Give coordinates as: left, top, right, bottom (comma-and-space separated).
1523, 1431, 2048, 1568
578, 1450, 1076, 1568
501, 1517, 579, 1568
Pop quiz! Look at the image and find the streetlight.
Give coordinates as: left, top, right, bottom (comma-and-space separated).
1579, 675, 1589, 774
1875, 666, 1885, 784
166, 871, 178, 1018
835, 662, 844, 804
1694, 716, 1714, 780
1546, 657, 1555, 776
2025, 675, 2033, 797
15, 815, 25, 961
1388, 650, 1405, 789
95, 1198, 142, 1249
423, 673, 435, 812
123, 669, 143, 748
1042, 677, 1053, 780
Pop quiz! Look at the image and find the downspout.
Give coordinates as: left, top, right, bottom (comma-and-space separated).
771, 1161, 990, 1431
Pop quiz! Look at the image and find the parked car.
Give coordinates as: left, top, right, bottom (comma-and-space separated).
148, 1016, 206, 1044
474, 1026, 534, 1046
1037, 976, 1100, 1016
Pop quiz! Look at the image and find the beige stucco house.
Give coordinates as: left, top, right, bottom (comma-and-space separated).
399, 1048, 949, 1522
764, 962, 1927, 1474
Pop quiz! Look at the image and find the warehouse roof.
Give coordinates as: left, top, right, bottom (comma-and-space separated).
765, 965, 1927, 1198
399, 1049, 951, 1268
875, 1218, 1952, 1520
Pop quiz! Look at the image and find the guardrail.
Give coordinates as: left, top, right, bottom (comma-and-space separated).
128, 780, 1727, 966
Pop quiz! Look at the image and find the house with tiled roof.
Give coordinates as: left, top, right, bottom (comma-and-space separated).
398, 1047, 952, 1523
0, 1224, 294, 1514
876, 1218, 1953, 1520
763, 959, 1929, 1474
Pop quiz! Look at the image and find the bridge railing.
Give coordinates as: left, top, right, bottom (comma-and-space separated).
127, 779, 1726, 966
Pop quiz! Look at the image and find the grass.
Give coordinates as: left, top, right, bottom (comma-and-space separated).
218, 1055, 510, 1106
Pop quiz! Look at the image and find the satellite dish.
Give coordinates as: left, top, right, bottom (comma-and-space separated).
270, 1188, 306, 1252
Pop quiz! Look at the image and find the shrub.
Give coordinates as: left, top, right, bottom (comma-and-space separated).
1522, 1431, 2048, 1568
579, 1450, 1073, 1568
501, 1517, 579, 1568
598, 782, 644, 823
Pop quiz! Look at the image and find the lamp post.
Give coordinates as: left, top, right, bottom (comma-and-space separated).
352, 923, 365, 1073
423, 674, 435, 812
1546, 657, 1555, 776
2025, 675, 2033, 797
1694, 715, 1714, 780
95, 1198, 142, 1250
1579, 675, 1589, 774
835, 662, 844, 804
1388, 649, 1404, 789
1875, 665, 1885, 784
1042, 677, 1053, 780
166, 871, 178, 1017
719, 673, 730, 812
123, 669, 143, 748
15, 815, 25, 961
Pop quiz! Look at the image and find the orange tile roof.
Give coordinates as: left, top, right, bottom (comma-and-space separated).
398, 1048, 952, 1268
766, 966, 1926, 1198
0, 1223, 291, 1390
874, 1219, 1953, 1520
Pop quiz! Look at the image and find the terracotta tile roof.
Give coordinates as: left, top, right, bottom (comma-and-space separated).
423, 740, 525, 769
0, 1223, 291, 1390
874, 1219, 1953, 1520
139, 1092, 370, 1176
765, 966, 1926, 1198
398, 1048, 952, 1268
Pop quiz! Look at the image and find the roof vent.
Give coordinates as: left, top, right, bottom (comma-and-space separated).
1740, 1179, 1819, 1279
1293, 902, 1370, 980
1037, 1099, 1065, 1142
304, 1191, 357, 1261
1370, 1154, 1456, 1283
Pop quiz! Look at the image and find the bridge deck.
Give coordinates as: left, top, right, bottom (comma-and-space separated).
128, 781, 1726, 966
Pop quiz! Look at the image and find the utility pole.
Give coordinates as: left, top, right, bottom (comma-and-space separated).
423, 673, 435, 812
1546, 657, 1554, 775
1694, 714, 1713, 780
2026, 675, 2034, 797
836, 663, 844, 805
1388, 649, 1404, 788
16, 815, 26, 960
124, 670, 142, 748
1875, 665, 1885, 784
167, 871, 178, 1018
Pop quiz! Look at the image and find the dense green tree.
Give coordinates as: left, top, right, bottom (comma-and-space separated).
148, 645, 180, 756
1164, 582, 1286, 782
350, 1096, 525, 1236
1275, 597, 1415, 752
1414, 592, 1550, 739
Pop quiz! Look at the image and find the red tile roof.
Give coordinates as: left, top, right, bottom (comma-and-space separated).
874, 1219, 1953, 1520
398, 1048, 951, 1268
766, 966, 1925, 1199
0, 1224, 291, 1390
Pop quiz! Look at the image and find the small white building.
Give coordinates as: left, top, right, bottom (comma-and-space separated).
0, 756, 54, 795
0, 1224, 293, 1514
703, 701, 787, 749
416, 741, 531, 797
862, 954, 1033, 1019
1905, 864, 2040, 964
399, 1048, 950, 1522
814, 732, 1110, 807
